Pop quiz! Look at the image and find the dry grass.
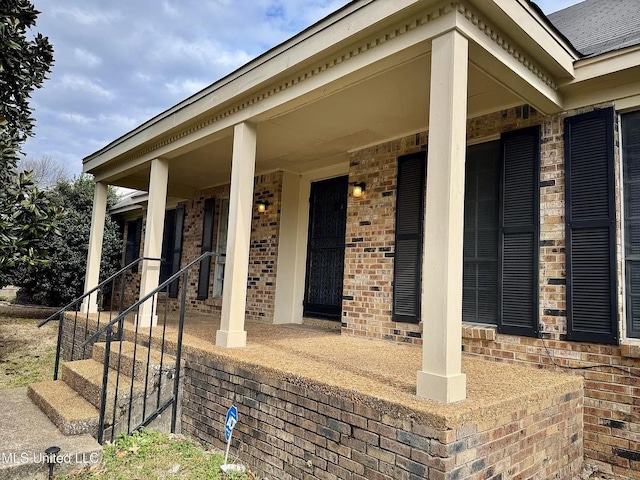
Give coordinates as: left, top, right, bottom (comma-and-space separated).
0, 314, 58, 388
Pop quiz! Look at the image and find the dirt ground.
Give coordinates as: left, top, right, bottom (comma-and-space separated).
0, 308, 58, 389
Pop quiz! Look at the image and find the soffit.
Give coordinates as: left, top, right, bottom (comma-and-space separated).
86, 0, 575, 182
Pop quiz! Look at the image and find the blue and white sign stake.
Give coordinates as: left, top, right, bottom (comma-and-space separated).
225, 405, 237, 442
221, 405, 245, 473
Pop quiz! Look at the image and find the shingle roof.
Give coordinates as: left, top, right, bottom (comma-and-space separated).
546, 0, 640, 57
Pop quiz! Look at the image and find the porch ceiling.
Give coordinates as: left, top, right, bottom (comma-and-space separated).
113, 52, 522, 197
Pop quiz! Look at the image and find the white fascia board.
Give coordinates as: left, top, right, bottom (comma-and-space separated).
565, 46, 640, 85
83, 0, 424, 170
456, 11, 563, 114
470, 0, 577, 76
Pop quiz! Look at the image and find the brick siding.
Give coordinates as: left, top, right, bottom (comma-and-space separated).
344, 103, 640, 478
114, 172, 283, 323
181, 351, 583, 480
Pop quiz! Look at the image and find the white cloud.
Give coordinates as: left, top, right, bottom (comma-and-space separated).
23, 0, 354, 175
59, 112, 92, 125
73, 48, 101, 68
51, 6, 119, 25
57, 75, 115, 101
149, 36, 253, 70
165, 79, 210, 97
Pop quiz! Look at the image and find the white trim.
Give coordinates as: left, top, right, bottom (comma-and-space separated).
347, 128, 426, 153
618, 112, 628, 340
293, 163, 350, 323
466, 132, 500, 146
616, 95, 640, 113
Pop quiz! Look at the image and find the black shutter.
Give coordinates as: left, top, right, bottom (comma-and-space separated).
125, 218, 142, 273
623, 110, 640, 338
463, 141, 500, 325
168, 205, 185, 298
565, 108, 617, 344
499, 126, 540, 336
392, 151, 426, 323
197, 198, 215, 300
160, 209, 176, 284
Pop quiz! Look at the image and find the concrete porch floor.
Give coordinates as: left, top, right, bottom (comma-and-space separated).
86, 311, 585, 430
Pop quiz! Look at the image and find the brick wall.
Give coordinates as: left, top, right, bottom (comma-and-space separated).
344, 103, 640, 478
343, 107, 544, 344
115, 172, 283, 323
181, 351, 583, 480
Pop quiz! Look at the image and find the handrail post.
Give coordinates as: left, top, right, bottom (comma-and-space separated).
53, 312, 64, 380
171, 269, 189, 433
97, 328, 112, 444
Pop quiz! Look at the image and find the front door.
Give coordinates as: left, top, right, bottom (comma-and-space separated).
303, 176, 348, 320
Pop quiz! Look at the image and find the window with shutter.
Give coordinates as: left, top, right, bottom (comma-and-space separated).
125, 218, 142, 273
463, 141, 500, 325
197, 198, 215, 300
565, 108, 617, 344
622, 110, 640, 338
213, 199, 230, 297
499, 127, 540, 337
159, 207, 185, 297
168, 205, 185, 298
160, 209, 176, 285
392, 151, 426, 323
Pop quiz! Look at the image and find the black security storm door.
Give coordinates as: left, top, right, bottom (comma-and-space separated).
565, 108, 617, 344
303, 176, 348, 320
623, 110, 640, 339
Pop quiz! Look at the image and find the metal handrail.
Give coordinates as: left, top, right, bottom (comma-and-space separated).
38, 257, 163, 328
81, 251, 220, 348
76, 250, 222, 444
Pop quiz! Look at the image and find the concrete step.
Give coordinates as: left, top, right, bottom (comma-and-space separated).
26, 381, 99, 436
1, 388, 101, 480
92, 340, 176, 381
61, 359, 145, 414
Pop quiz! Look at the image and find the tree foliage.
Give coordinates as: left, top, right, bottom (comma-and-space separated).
15, 176, 124, 307
0, 0, 58, 287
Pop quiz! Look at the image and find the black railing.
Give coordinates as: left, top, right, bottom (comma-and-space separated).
39, 257, 162, 380
79, 251, 220, 444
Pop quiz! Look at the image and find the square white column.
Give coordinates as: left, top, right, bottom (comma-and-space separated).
82, 181, 108, 314
216, 122, 257, 348
417, 30, 469, 403
136, 158, 169, 328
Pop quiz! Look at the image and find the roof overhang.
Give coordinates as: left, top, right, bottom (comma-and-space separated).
83, 0, 580, 193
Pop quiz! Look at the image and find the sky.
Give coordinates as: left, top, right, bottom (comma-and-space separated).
22, 0, 583, 177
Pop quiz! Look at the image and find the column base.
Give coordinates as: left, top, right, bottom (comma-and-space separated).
81, 298, 98, 315
416, 370, 466, 403
215, 329, 247, 348
135, 314, 158, 328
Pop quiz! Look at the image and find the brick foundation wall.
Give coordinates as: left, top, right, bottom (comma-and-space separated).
463, 330, 640, 479
181, 352, 583, 480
